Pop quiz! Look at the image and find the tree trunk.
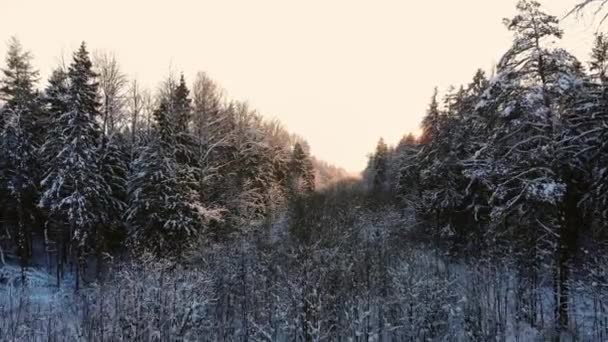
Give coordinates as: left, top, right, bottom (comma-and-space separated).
554, 184, 581, 332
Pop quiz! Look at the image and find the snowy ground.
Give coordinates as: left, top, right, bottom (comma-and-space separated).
0, 249, 605, 341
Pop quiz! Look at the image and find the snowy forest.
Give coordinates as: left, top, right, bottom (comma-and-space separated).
3, 0, 608, 341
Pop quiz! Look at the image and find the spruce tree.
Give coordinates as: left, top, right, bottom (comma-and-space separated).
173, 74, 191, 133
415, 89, 465, 240
419, 88, 441, 145
0, 37, 41, 280
590, 33, 608, 84
372, 138, 389, 193
396, 133, 421, 207
39, 42, 110, 289
126, 98, 205, 258
96, 134, 128, 269
289, 142, 315, 195
40, 68, 70, 190
167, 74, 198, 172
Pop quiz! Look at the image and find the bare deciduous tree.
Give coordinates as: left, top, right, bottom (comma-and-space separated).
568, 0, 608, 24
94, 51, 127, 135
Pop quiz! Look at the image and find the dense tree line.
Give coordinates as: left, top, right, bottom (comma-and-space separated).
0, 38, 332, 289
364, 0, 608, 335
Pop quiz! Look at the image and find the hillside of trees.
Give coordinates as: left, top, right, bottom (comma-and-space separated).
0, 35, 351, 274
3, 0, 608, 341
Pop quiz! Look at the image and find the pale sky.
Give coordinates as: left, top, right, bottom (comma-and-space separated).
0, 0, 599, 172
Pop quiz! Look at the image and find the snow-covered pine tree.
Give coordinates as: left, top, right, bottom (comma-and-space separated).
419, 88, 441, 145
452, 70, 493, 243
42, 68, 69, 131
173, 74, 191, 134
440, 85, 486, 241
395, 133, 421, 203
471, 0, 585, 328
38, 67, 71, 284
590, 33, 608, 84
96, 133, 128, 272
39, 42, 111, 289
153, 74, 200, 204
371, 138, 389, 194
0, 37, 41, 280
412, 89, 465, 241
126, 96, 210, 258
289, 142, 315, 196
